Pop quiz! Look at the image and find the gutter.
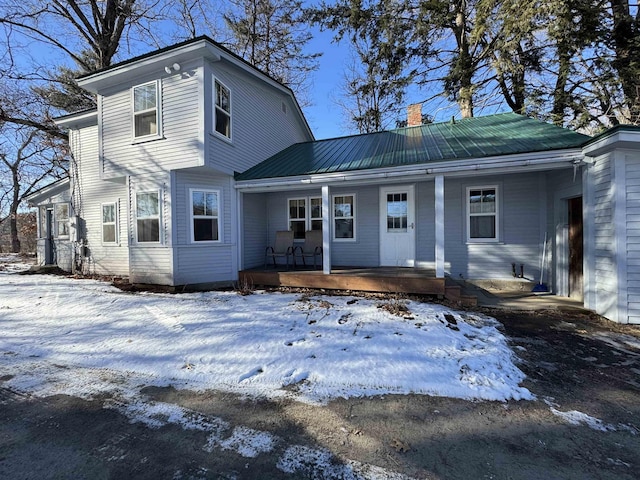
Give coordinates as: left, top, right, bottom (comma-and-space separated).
235, 149, 584, 191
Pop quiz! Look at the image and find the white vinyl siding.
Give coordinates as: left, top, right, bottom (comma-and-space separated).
591, 154, 618, 320
443, 174, 544, 279
206, 64, 311, 175
101, 59, 203, 178
68, 126, 129, 276
625, 154, 640, 323
172, 170, 235, 285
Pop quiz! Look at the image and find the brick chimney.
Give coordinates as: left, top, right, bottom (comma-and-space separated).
407, 103, 423, 127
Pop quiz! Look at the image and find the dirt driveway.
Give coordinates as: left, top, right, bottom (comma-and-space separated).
1, 302, 639, 479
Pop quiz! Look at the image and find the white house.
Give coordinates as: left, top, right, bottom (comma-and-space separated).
27, 37, 640, 324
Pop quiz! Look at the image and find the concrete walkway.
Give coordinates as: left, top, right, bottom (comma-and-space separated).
456, 279, 588, 312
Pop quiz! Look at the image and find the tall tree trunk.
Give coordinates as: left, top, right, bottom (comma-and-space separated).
10, 167, 21, 253
610, 0, 640, 121
552, 39, 571, 126
454, 3, 474, 118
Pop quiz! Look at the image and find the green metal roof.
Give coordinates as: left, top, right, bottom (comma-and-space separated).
236, 113, 591, 181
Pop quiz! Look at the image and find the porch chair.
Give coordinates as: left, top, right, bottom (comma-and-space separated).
295, 230, 323, 270
265, 230, 295, 269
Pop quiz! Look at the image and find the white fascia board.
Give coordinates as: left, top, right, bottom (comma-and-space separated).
54, 110, 98, 129
77, 40, 221, 93
583, 129, 640, 158
235, 149, 583, 192
26, 178, 70, 206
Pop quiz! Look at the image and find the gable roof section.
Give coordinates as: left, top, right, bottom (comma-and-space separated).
25, 177, 70, 206
76, 36, 313, 141
236, 113, 590, 181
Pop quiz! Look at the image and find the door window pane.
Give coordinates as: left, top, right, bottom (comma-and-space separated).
386, 193, 408, 232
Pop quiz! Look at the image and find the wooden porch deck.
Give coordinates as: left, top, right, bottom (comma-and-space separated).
238, 267, 446, 296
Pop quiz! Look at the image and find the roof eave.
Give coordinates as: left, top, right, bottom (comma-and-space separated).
582, 126, 640, 157
26, 178, 70, 206
235, 148, 584, 191
54, 109, 98, 129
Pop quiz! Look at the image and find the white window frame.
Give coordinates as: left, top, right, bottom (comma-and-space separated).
466, 185, 499, 243
132, 80, 162, 141
54, 203, 70, 239
332, 194, 356, 242
213, 77, 232, 141
287, 196, 322, 240
134, 190, 162, 244
189, 188, 221, 244
101, 202, 118, 245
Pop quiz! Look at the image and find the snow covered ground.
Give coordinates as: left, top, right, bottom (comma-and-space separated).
0, 266, 532, 405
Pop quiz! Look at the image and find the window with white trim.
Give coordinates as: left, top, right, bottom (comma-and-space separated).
135, 191, 160, 243
214, 79, 231, 139
190, 189, 220, 242
55, 203, 70, 238
102, 203, 118, 244
288, 197, 322, 240
333, 194, 355, 240
467, 186, 498, 242
133, 81, 160, 139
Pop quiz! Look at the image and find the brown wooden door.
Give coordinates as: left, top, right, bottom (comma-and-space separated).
568, 197, 583, 300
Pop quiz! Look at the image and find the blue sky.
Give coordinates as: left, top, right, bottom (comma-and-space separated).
302, 27, 352, 140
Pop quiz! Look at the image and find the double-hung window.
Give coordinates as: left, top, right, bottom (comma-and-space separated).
467, 186, 498, 242
214, 79, 231, 139
136, 191, 160, 243
133, 81, 160, 139
55, 203, 70, 238
190, 189, 220, 242
102, 203, 118, 244
288, 197, 322, 240
333, 194, 355, 240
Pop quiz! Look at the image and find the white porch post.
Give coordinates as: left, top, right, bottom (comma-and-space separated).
322, 185, 331, 274
435, 175, 445, 278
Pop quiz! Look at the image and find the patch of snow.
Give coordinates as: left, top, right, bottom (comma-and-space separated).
0, 273, 533, 404
0, 254, 32, 274
277, 445, 414, 480
550, 408, 617, 432
215, 426, 277, 458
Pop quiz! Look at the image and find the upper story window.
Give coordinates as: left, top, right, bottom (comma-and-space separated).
133, 81, 160, 139
135, 191, 161, 243
190, 189, 220, 242
467, 186, 499, 242
214, 78, 231, 139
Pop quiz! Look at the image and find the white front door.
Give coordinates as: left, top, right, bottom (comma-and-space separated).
380, 185, 415, 266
